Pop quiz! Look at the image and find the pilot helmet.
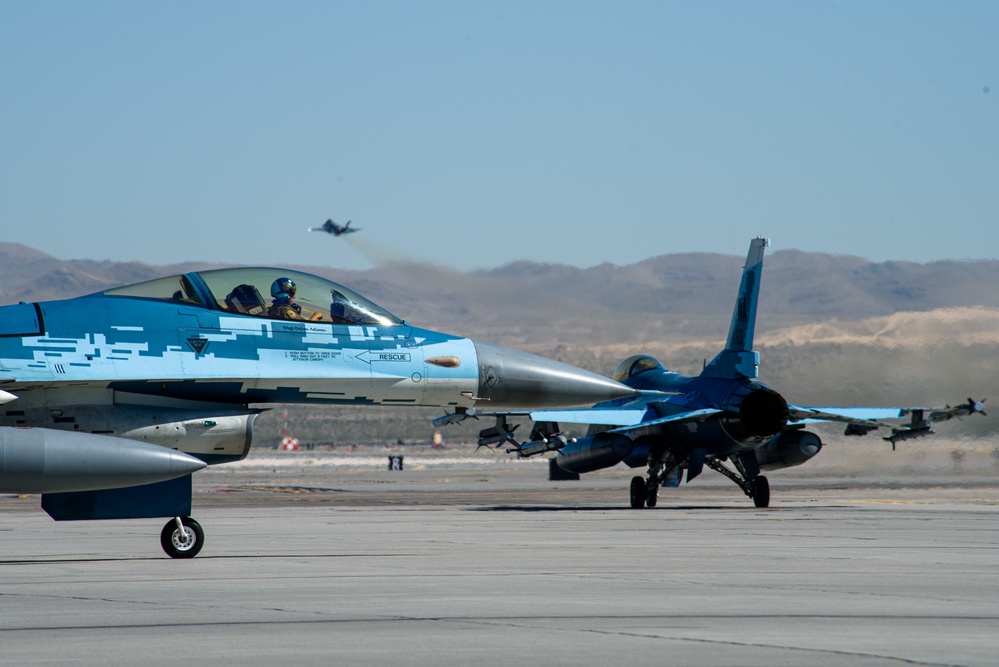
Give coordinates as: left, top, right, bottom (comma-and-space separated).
270, 277, 297, 300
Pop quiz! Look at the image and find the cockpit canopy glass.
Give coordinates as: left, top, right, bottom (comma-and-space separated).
104, 267, 402, 326
612, 354, 667, 383
103, 274, 204, 305
200, 268, 402, 326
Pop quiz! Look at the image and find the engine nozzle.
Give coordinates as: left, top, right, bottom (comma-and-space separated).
720, 382, 789, 445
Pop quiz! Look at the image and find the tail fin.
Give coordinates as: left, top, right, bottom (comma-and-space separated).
700, 237, 769, 380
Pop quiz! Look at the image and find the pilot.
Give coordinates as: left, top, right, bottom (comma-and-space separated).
268, 277, 322, 321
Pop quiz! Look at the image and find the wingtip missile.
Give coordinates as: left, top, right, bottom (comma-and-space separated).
968, 397, 987, 416
929, 398, 988, 423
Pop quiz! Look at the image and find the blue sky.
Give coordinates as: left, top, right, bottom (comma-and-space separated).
1, 1, 996, 270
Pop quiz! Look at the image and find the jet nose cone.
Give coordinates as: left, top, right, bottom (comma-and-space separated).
472, 341, 636, 409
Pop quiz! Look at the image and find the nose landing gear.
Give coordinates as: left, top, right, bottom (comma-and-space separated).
160, 516, 205, 558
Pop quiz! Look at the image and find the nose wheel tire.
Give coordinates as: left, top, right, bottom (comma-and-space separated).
751, 476, 770, 508
160, 516, 205, 559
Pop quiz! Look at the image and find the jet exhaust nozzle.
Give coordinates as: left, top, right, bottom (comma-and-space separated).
720, 382, 789, 445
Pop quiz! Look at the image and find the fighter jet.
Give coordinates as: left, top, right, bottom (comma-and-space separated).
442, 238, 986, 509
0, 267, 636, 557
309, 218, 359, 236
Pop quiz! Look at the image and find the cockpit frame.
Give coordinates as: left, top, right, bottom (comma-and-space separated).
102, 267, 403, 327
613, 354, 668, 383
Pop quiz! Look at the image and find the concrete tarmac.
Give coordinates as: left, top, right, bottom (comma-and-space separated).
2, 452, 998, 667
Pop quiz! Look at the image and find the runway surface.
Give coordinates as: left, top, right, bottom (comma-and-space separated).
2, 450, 998, 666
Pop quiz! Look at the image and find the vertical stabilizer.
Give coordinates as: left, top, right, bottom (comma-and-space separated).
700, 237, 769, 379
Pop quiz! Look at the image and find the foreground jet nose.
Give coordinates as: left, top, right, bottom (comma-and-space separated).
471, 341, 637, 409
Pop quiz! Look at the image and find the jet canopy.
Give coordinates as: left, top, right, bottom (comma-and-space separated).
612, 354, 667, 383
103, 267, 403, 326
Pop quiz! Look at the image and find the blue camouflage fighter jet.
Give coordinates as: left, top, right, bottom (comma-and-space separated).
309, 218, 359, 236
0, 266, 636, 557
448, 238, 986, 509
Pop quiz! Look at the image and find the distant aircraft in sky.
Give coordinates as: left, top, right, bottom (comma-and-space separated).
0, 267, 636, 557
438, 238, 987, 508
309, 218, 359, 236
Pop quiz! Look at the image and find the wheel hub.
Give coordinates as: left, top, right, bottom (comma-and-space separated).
172, 527, 196, 551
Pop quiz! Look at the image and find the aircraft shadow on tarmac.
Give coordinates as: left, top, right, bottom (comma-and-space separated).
0, 552, 421, 565
474, 504, 779, 512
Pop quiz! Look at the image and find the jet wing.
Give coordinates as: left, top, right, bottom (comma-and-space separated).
443, 403, 722, 443
537, 399, 984, 440
437, 390, 677, 428
788, 399, 986, 442
789, 400, 985, 427
788, 405, 912, 429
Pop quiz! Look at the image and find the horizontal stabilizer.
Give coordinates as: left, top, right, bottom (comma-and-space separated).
788, 405, 908, 425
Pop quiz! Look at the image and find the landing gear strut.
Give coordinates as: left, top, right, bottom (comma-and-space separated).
629, 452, 680, 509
704, 457, 770, 508
160, 516, 204, 559
627, 453, 771, 509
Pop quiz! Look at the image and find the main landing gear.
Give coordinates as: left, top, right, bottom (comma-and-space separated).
160, 516, 205, 558
630, 452, 681, 509
628, 455, 770, 509
630, 476, 649, 509
749, 475, 770, 508
704, 456, 770, 508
